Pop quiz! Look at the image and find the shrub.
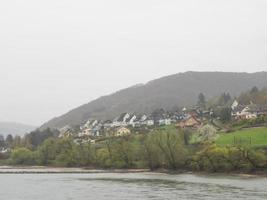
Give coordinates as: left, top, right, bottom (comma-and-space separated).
9, 148, 35, 165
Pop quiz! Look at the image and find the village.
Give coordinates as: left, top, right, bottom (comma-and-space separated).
58, 99, 267, 144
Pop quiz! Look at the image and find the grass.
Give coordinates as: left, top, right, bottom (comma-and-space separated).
216, 127, 267, 147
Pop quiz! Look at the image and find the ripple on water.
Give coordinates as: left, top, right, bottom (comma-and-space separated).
0, 173, 266, 200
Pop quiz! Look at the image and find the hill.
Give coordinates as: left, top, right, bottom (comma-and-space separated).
0, 122, 36, 136
41, 71, 267, 129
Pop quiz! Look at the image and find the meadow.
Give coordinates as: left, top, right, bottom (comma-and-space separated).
216, 127, 267, 147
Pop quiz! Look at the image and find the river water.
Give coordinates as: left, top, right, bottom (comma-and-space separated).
0, 173, 266, 200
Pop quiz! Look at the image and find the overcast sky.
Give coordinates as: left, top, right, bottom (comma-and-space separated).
0, 0, 267, 126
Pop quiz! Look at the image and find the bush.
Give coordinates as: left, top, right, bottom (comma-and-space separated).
9, 148, 35, 165
190, 144, 267, 172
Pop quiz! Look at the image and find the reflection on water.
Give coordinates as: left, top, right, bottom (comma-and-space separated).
0, 173, 266, 200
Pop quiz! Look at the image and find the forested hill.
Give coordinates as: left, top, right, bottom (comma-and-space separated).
41, 71, 267, 129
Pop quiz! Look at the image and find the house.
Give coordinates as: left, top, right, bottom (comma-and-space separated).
111, 113, 131, 127
80, 119, 99, 129
132, 114, 145, 126
79, 128, 93, 137
115, 127, 131, 137
242, 107, 257, 119
158, 118, 171, 126
176, 115, 201, 129
0, 148, 8, 154
231, 100, 239, 110
91, 125, 102, 137
140, 114, 148, 122
232, 106, 257, 120
91, 120, 98, 127
103, 120, 113, 128
144, 117, 155, 126
127, 114, 137, 127
81, 119, 91, 129
74, 138, 95, 145
135, 114, 154, 126
58, 125, 74, 138
171, 113, 187, 122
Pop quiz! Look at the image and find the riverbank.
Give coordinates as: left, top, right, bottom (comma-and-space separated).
0, 166, 266, 177
0, 166, 150, 174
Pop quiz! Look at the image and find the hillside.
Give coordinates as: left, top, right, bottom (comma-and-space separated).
0, 122, 36, 136
41, 71, 267, 129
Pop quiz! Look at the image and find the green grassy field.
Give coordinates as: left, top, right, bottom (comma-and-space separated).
216, 127, 267, 147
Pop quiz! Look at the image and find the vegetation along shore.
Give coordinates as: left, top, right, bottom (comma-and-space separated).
0, 87, 267, 174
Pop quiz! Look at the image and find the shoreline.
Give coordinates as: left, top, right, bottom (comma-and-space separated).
0, 166, 266, 177
0, 166, 151, 174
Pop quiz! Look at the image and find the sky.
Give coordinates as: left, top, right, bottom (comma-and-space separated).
0, 0, 267, 126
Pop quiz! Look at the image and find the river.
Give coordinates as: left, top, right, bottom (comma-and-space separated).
0, 173, 266, 200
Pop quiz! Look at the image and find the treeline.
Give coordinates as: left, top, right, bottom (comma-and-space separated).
3, 129, 267, 172
238, 87, 267, 105
207, 86, 267, 107
0, 128, 59, 149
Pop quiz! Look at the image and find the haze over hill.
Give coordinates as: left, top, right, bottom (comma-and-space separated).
0, 122, 36, 137
41, 71, 267, 129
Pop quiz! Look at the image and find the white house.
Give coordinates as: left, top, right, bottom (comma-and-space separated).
140, 114, 148, 122
123, 113, 131, 122
232, 106, 257, 120
58, 125, 73, 138
144, 119, 154, 126
78, 128, 93, 137
231, 100, 239, 110
158, 118, 171, 126
91, 120, 98, 127
128, 115, 137, 127
111, 113, 131, 127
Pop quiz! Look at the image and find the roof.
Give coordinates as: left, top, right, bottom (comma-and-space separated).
117, 113, 128, 122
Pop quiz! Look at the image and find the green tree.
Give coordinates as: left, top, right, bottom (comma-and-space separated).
6, 134, 13, 148
217, 92, 232, 106
250, 86, 259, 94
112, 137, 134, 168
0, 135, 5, 148
143, 135, 163, 170
219, 107, 232, 123
197, 93, 206, 108
153, 130, 186, 169
35, 138, 57, 165
9, 148, 35, 165
12, 136, 22, 148
54, 139, 77, 167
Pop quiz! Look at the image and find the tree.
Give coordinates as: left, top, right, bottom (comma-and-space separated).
219, 107, 232, 123
35, 138, 57, 165
250, 86, 259, 94
6, 134, 13, 147
0, 135, 5, 148
154, 130, 186, 169
143, 135, 163, 170
13, 136, 22, 148
112, 137, 134, 168
54, 138, 77, 167
195, 124, 218, 143
218, 93, 232, 106
197, 93, 206, 108
25, 128, 59, 148
9, 148, 35, 165
181, 128, 192, 145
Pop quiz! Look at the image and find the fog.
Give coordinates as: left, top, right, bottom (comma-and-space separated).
0, 0, 266, 125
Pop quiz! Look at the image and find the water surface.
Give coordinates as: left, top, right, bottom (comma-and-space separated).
0, 173, 266, 200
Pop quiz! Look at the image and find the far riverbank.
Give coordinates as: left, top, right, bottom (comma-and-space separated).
0, 166, 266, 178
